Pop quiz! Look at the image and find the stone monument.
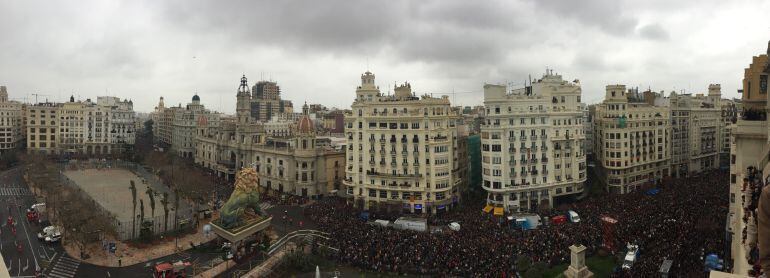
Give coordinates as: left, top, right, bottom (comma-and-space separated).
564, 244, 594, 278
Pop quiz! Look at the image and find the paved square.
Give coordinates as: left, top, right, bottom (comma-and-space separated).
63, 168, 171, 222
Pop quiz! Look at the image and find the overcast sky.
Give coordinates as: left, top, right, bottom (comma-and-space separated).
1, 0, 768, 113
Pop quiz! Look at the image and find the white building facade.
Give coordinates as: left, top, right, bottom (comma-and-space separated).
344, 71, 464, 214
0, 86, 24, 153
481, 71, 587, 212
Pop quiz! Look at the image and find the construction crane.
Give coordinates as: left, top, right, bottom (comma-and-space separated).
31, 93, 49, 104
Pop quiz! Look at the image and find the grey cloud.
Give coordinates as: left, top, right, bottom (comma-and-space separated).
528, 0, 638, 36
637, 23, 670, 40
156, 0, 531, 66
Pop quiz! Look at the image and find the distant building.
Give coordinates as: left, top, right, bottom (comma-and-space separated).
27, 95, 135, 155
0, 86, 24, 153
195, 75, 345, 198
171, 94, 219, 158
237, 78, 293, 123
668, 86, 723, 177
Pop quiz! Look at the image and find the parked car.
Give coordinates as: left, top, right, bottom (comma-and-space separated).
37, 225, 61, 241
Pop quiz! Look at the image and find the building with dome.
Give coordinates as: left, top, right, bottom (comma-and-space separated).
193, 75, 345, 198
171, 94, 220, 158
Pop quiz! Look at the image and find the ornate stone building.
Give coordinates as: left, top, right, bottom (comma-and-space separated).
344, 71, 465, 214
481, 71, 587, 212
594, 85, 671, 194
195, 76, 345, 198
27, 95, 135, 155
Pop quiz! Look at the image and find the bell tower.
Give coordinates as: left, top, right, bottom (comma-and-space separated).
237, 75, 251, 124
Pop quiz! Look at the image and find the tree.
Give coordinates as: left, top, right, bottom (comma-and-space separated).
161, 192, 170, 233
146, 186, 156, 220
128, 180, 136, 238
139, 199, 145, 227
173, 188, 180, 233
129, 180, 137, 239
143, 119, 154, 134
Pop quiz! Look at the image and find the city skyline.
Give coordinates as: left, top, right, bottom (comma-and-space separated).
1, 0, 769, 113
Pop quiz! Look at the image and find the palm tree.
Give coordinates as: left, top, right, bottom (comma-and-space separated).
173, 188, 180, 232
129, 180, 137, 239
146, 186, 156, 220
139, 199, 145, 229
161, 192, 170, 233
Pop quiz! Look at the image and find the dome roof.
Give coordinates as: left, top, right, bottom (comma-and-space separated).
296, 115, 314, 134
192, 94, 200, 101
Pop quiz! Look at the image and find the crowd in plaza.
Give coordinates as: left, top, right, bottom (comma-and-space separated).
304, 170, 729, 277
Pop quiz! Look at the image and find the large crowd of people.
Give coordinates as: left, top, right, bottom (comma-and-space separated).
742, 166, 766, 276
304, 170, 729, 277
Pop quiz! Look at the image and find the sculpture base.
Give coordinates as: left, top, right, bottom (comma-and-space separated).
564, 266, 594, 278
210, 216, 272, 242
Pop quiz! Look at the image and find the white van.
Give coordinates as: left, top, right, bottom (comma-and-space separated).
568, 210, 580, 223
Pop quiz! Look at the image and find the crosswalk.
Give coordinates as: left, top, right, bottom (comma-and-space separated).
0, 187, 31, 196
259, 202, 274, 212
46, 255, 80, 278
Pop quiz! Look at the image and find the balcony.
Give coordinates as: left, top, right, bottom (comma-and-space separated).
432, 136, 448, 142
509, 160, 516, 166
541, 158, 548, 163
509, 148, 517, 153
366, 170, 423, 179
508, 137, 516, 142
530, 135, 537, 140
520, 136, 527, 141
